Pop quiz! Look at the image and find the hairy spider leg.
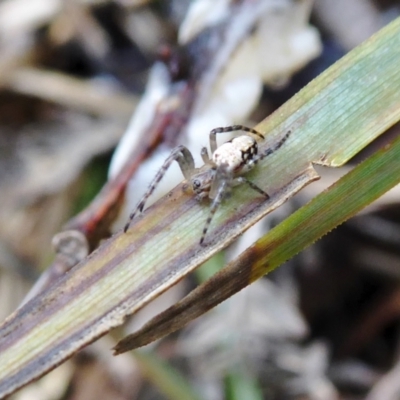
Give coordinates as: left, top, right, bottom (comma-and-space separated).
234, 176, 270, 197
124, 145, 195, 233
200, 167, 230, 246
209, 125, 265, 153
200, 147, 210, 164
243, 129, 292, 171
199, 169, 270, 246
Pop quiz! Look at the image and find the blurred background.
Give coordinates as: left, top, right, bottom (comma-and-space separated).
1, 0, 400, 399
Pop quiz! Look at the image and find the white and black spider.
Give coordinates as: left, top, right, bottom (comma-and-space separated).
124, 125, 291, 246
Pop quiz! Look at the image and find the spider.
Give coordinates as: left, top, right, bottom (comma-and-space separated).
123, 125, 291, 246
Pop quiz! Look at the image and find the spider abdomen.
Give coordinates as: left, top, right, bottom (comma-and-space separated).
212, 136, 257, 172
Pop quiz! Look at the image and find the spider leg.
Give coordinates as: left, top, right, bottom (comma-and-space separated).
234, 176, 269, 198
209, 125, 264, 153
243, 129, 292, 171
259, 129, 292, 160
200, 173, 270, 246
200, 166, 231, 246
201, 146, 210, 164
200, 178, 229, 246
124, 145, 195, 233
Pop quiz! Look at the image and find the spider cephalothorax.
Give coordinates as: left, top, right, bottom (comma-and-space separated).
124, 125, 291, 245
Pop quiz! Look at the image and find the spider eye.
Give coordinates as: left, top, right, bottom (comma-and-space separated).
192, 179, 201, 190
